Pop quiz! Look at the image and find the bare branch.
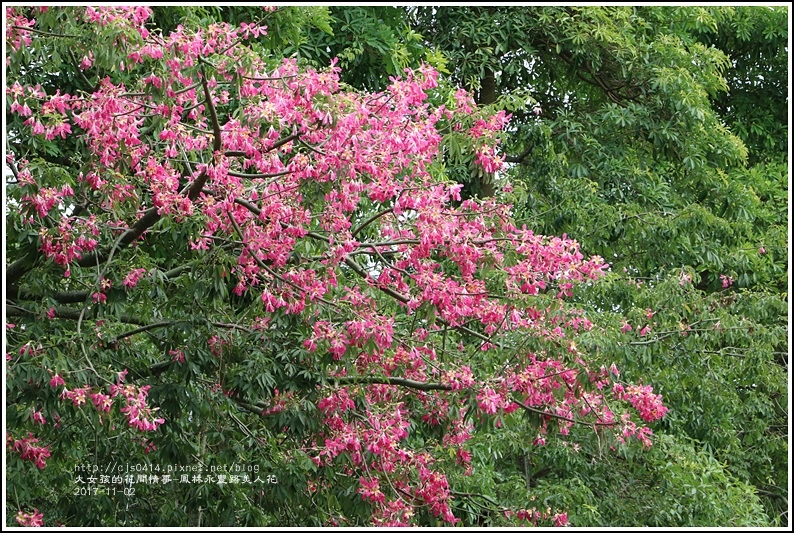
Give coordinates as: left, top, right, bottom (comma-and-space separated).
351, 207, 394, 238
227, 169, 292, 180
331, 375, 453, 392
200, 70, 222, 154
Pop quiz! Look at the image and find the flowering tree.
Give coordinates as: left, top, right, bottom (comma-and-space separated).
6, 6, 671, 526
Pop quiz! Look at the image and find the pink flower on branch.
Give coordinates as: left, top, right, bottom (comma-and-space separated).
9, 432, 51, 469
15, 508, 44, 527
123, 268, 148, 288
614, 383, 669, 423
31, 410, 46, 426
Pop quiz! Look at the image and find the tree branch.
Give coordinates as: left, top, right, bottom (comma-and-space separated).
513, 398, 615, 428
351, 207, 394, 238
6, 304, 147, 326
505, 145, 534, 165
331, 375, 453, 392
200, 69, 222, 154
9, 25, 79, 38
227, 169, 292, 180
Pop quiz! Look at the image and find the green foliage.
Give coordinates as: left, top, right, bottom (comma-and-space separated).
288, 7, 426, 91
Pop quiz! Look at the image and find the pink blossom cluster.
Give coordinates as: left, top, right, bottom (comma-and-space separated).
614, 411, 655, 449
169, 348, 186, 363
462, 355, 668, 449
92, 277, 112, 304
10, 99, 32, 116
313, 389, 459, 525
5, 7, 36, 51
19, 341, 45, 357
469, 110, 510, 173
38, 215, 99, 274
111, 381, 166, 432
91, 391, 114, 412
8, 432, 51, 469
507, 508, 568, 527
260, 389, 295, 416
54, 370, 164, 432
71, 79, 148, 168
21, 184, 74, 218
9, 82, 76, 141
79, 51, 94, 70
61, 387, 88, 407
15, 508, 44, 527
84, 6, 152, 39
440, 366, 475, 390
207, 335, 230, 357
357, 476, 385, 504
123, 268, 148, 288
613, 383, 669, 423
477, 386, 509, 415
31, 409, 46, 426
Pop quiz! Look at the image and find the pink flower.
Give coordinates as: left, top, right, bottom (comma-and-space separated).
91, 392, 113, 413
49, 374, 65, 388
441, 366, 475, 390
32, 410, 46, 426
358, 477, 385, 504
123, 268, 147, 288
456, 448, 473, 464
639, 325, 651, 337
170, 349, 185, 363
620, 384, 669, 422
63, 387, 87, 406
16, 508, 44, 527
758, 246, 766, 255
552, 512, 568, 527
477, 387, 505, 415
621, 321, 632, 333
10, 433, 51, 469
80, 52, 93, 70
720, 274, 734, 288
